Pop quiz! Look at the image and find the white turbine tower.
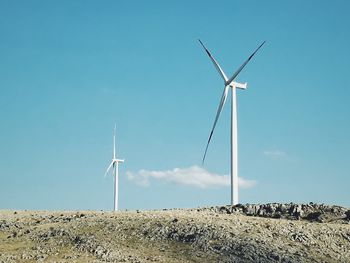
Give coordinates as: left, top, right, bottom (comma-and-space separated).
104, 125, 124, 211
199, 39, 265, 205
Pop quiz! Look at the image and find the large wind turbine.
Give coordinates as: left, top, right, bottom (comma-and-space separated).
104, 125, 124, 211
199, 39, 265, 205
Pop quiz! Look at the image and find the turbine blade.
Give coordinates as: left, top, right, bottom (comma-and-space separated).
226, 41, 265, 85
113, 124, 116, 159
198, 39, 228, 82
104, 161, 114, 177
202, 85, 230, 164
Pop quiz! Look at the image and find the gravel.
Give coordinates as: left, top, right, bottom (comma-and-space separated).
0, 203, 349, 262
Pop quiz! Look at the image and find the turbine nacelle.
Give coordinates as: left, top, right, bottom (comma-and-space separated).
228, 81, 247, 90
105, 158, 124, 177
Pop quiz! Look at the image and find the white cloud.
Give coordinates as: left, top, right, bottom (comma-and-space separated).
126, 165, 256, 189
263, 150, 286, 159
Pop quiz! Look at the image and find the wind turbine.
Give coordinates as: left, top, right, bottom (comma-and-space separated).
104, 124, 124, 211
199, 39, 265, 205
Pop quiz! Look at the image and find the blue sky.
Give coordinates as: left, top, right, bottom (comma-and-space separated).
0, 1, 349, 210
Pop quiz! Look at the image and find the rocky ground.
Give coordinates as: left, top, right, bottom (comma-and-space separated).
1, 203, 350, 263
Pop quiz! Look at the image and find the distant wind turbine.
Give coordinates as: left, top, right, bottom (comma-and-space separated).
104, 125, 124, 211
199, 39, 265, 205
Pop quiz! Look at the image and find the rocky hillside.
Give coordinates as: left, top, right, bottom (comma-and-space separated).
1, 203, 350, 262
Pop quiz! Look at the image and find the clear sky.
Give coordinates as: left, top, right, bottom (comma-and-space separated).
1, 1, 349, 210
